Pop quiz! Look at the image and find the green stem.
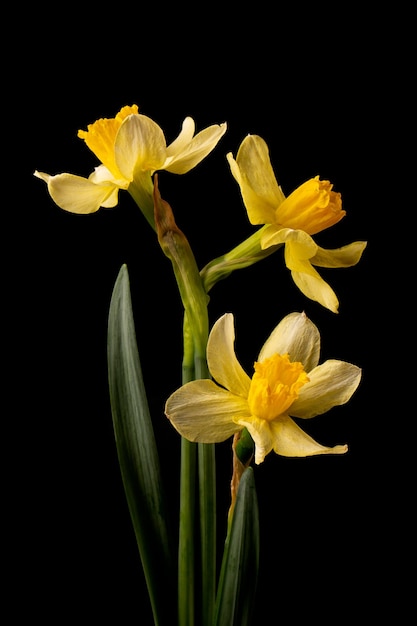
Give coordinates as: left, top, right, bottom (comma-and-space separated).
128, 172, 156, 230
178, 317, 197, 626
154, 178, 216, 625
179, 436, 197, 626
196, 356, 216, 626
200, 226, 282, 293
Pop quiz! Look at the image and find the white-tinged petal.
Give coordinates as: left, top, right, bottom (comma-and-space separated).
87, 166, 128, 207
311, 241, 368, 268
165, 379, 249, 442
115, 114, 166, 178
258, 312, 321, 372
34, 171, 119, 214
34, 170, 52, 184
89, 164, 129, 187
207, 313, 251, 398
269, 414, 348, 457
164, 122, 227, 174
165, 117, 196, 156
239, 411, 348, 463
96, 187, 120, 208
291, 360, 362, 418
237, 415, 275, 464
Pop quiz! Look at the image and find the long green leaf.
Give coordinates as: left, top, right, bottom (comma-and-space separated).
214, 467, 260, 626
107, 264, 176, 626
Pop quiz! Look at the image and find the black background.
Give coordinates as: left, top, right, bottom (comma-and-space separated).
10, 6, 401, 624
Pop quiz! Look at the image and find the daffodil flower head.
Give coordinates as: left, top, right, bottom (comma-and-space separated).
226, 135, 367, 313
165, 311, 362, 464
34, 104, 227, 220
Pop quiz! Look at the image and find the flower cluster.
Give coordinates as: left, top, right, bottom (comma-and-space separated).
35, 103, 367, 626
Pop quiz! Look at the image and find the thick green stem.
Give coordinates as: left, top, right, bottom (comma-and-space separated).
179, 329, 217, 626
195, 356, 216, 626
179, 436, 197, 626
128, 172, 156, 230
154, 177, 216, 625
178, 318, 197, 626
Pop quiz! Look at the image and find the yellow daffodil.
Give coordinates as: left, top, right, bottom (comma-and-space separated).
226, 135, 367, 312
34, 104, 227, 223
165, 311, 361, 464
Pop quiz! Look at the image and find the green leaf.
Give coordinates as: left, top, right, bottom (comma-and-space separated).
107, 264, 176, 626
214, 467, 260, 626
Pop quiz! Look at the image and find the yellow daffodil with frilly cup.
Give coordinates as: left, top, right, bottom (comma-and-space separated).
226, 135, 367, 313
34, 104, 227, 227
165, 311, 361, 464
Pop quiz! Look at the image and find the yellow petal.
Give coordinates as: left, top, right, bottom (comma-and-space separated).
260, 228, 340, 312
258, 311, 321, 372
77, 105, 138, 178
164, 121, 227, 174
237, 415, 275, 464
89, 164, 130, 187
115, 114, 166, 178
165, 117, 196, 156
261, 226, 318, 256
34, 171, 119, 214
291, 360, 362, 418
165, 379, 249, 442
227, 135, 285, 225
311, 241, 368, 268
239, 408, 348, 462
290, 262, 340, 313
207, 313, 251, 398
259, 224, 285, 248
269, 414, 348, 458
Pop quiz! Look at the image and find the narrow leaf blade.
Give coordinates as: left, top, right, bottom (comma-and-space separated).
214, 467, 260, 626
107, 264, 175, 626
